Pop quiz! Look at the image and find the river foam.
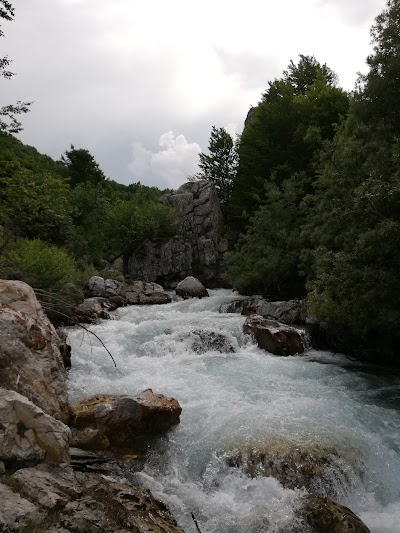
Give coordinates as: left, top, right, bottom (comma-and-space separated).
67, 289, 400, 532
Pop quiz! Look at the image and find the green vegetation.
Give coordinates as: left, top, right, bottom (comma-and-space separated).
220, 0, 400, 363
0, 134, 176, 290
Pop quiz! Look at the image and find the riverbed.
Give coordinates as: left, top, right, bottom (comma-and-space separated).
67, 289, 400, 532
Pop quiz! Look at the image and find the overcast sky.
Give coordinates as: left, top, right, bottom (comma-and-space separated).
2, 0, 386, 189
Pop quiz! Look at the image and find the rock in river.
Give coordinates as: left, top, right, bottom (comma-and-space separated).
243, 314, 304, 355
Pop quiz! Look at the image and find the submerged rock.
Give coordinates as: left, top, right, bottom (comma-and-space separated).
71, 389, 182, 448
176, 276, 209, 299
183, 329, 235, 354
0, 388, 71, 466
296, 494, 370, 533
244, 315, 304, 355
223, 438, 360, 498
0, 280, 69, 422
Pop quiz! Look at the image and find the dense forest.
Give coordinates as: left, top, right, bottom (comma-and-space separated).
1, 0, 400, 363
196, 0, 400, 363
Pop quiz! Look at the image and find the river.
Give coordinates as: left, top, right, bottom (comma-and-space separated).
67, 289, 400, 533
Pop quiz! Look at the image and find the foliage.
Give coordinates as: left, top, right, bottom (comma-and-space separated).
60, 145, 107, 188
0, 238, 76, 289
0, 1, 31, 133
229, 55, 349, 233
195, 126, 238, 206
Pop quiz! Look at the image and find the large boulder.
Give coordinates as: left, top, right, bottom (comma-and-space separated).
223, 438, 359, 497
176, 276, 209, 299
296, 494, 370, 533
128, 181, 227, 287
0, 388, 71, 465
71, 389, 182, 448
244, 315, 304, 355
222, 297, 303, 324
2, 464, 184, 532
0, 280, 69, 422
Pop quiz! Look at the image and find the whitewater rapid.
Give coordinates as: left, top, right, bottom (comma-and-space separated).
67, 289, 400, 533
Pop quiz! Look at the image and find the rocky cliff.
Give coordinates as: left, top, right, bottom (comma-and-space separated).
127, 181, 228, 287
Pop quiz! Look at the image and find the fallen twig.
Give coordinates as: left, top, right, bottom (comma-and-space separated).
191, 512, 203, 533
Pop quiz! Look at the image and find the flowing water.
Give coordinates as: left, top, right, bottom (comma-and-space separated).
67, 290, 400, 533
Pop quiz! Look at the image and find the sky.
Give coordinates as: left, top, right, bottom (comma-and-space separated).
1, 0, 387, 189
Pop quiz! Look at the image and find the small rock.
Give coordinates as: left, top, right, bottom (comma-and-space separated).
87, 276, 106, 297
296, 494, 370, 533
176, 276, 209, 299
222, 297, 302, 324
243, 315, 304, 355
0, 461, 5, 475
76, 297, 117, 323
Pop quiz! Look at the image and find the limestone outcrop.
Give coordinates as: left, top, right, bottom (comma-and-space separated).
127, 181, 228, 287
243, 315, 305, 355
176, 276, 209, 298
86, 276, 171, 306
221, 297, 303, 324
71, 389, 182, 449
0, 388, 71, 465
0, 280, 69, 422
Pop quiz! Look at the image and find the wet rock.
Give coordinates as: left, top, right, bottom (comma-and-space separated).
0, 460, 5, 474
244, 315, 304, 355
296, 494, 370, 533
222, 297, 303, 324
223, 438, 358, 497
184, 329, 235, 354
176, 276, 209, 299
71, 389, 181, 447
123, 280, 171, 305
0, 482, 42, 531
0, 388, 71, 465
76, 297, 117, 323
0, 280, 69, 422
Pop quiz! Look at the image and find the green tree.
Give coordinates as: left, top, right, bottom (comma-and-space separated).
352, 0, 400, 133
229, 55, 349, 233
61, 145, 107, 188
195, 126, 238, 206
0, 1, 31, 133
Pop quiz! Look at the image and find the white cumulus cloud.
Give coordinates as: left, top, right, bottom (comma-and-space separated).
129, 132, 202, 190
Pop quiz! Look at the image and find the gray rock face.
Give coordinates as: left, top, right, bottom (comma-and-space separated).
176, 276, 209, 299
243, 315, 305, 356
128, 181, 227, 287
0, 280, 69, 422
222, 297, 303, 324
0, 388, 71, 465
0, 483, 42, 532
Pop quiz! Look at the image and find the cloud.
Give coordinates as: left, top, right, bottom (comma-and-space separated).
215, 47, 278, 90
318, 0, 384, 25
129, 132, 201, 189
